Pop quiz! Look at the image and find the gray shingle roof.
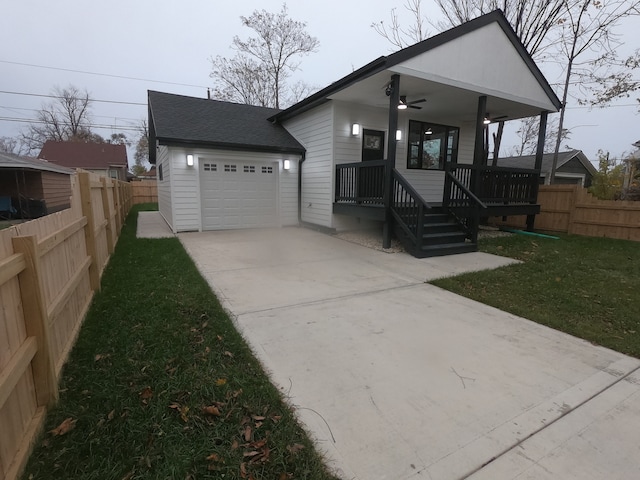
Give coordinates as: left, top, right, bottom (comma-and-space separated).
148, 91, 304, 156
496, 150, 597, 175
0, 151, 74, 174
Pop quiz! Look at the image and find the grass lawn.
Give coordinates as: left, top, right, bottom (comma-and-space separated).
22, 204, 338, 480
431, 232, 640, 358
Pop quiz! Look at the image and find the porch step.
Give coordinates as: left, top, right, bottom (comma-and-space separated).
394, 207, 478, 258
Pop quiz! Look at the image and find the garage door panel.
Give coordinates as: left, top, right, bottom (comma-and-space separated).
201, 159, 278, 230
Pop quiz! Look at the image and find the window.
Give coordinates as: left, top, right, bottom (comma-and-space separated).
407, 120, 459, 170
224, 164, 237, 172
158, 164, 163, 181
109, 170, 118, 179
243, 165, 256, 173
203, 163, 217, 172
261, 166, 274, 174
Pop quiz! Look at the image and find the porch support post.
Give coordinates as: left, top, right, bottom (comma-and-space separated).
382, 74, 400, 249
470, 95, 487, 240
527, 111, 548, 231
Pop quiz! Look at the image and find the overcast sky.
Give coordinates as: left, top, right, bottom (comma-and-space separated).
1, 0, 638, 165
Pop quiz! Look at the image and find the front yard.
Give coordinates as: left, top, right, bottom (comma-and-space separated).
432, 232, 640, 358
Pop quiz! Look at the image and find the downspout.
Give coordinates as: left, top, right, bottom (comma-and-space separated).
297, 152, 306, 225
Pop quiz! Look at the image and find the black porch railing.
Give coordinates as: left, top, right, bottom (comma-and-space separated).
335, 160, 386, 205
445, 164, 539, 205
390, 169, 432, 245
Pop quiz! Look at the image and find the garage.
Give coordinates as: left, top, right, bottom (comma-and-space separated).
200, 158, 278, 230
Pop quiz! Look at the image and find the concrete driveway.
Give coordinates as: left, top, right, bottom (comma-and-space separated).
177, 227, 640, 480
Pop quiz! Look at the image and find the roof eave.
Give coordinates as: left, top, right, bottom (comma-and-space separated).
156, 138, 305, 155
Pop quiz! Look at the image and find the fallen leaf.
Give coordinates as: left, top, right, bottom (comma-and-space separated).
231, 439, 239, 450
203, 405, 221, 416
205, 453, 221, 462
94, 353, 110, 361
49, 417, 77, 436
251, 415, 265, 421
270, 414, 282, 423
202, 321, 209, 328
107, 409, 115, 421
223, 351, 234, 358
243, 451, 260, 458
217, 335, 223, 341
243, 425, 252, 442
140, 387, 153, 400
286, 444, 304, 455
240, 462, 248, 479
250, 439, 267, 449
215, 378, 227, 386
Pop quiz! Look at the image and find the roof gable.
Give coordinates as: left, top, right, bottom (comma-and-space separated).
148, 91, 305, 161
38, 141, 128, 169
271, 10, 561, 122
391, 21, 556, 111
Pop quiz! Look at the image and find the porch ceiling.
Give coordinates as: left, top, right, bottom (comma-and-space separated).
327, 70, 548, 124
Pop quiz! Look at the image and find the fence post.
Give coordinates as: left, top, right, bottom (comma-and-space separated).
101, 177, 115, 255
12, 236, 58, 406
78, 172, 100, 292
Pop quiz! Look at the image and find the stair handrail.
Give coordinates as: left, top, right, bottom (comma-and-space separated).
389, 169, 433, 247
445, 171, 488, 210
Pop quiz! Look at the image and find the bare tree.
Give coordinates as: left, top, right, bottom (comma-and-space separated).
371, 0, 431, 49
548, 0, 640, 183
0, 136, 21, 155
508, 116, 570, 156
210, 4, 319, 109
132, 119, 149, 176
20, 85, 93, 155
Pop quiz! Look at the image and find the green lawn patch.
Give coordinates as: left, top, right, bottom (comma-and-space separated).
431, 233, 640, 358
22, 203, 338, 480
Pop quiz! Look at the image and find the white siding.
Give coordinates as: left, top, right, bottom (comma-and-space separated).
156, 146, 173, 231
168, 147, 201, 232
283, 103, 334, 228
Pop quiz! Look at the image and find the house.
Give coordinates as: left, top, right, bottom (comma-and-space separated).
148, 10, 561, 257
137, 166, 157, 181
496, 150, 597, 187
38, 141, 129, 181
0, 151, 74, 218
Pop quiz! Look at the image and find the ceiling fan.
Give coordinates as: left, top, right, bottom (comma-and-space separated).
398, 96, 426, 110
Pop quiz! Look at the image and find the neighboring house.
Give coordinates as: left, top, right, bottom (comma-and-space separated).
38, 141, 129, 181
137, 166, 157, 181
0, 151, 74, 218
149, 10, 561, 257
497, 150, 597, 187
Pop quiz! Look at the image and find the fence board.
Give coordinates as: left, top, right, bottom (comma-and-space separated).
490, 185, 640, 241
131, 181, 158, 204
0, 171, 132, 480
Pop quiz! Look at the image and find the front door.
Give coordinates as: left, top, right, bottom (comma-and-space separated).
361, 129, 385, 162
360, 129, 385, 203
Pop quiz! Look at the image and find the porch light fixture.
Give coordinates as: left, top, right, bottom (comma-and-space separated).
483, 117, 491, 125
425, 127, 433, 135
396, 129, 402, 141
186, 154, 194, 166
283, 159, 291, 170
352, 123, 361, 136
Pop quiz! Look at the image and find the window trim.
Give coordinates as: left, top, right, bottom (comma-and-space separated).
406, 120, 460, 170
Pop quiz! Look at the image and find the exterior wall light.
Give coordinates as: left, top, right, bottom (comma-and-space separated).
396, 129, 402, 141
283, 159, 291, 170
483, 117, 491, 125
186, 154, 194, 166
352, 123, 361, 136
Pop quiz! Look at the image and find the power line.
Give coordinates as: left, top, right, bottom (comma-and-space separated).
0, 90, 146, 106
0, 59, 208, 90
0, 116, 141, 132
0, 105, 141, 122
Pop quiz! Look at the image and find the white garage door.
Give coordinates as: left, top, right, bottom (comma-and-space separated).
200, 159, 278, 230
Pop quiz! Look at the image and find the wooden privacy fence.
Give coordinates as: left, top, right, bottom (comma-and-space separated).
131, 180, 157, 204
0, 171, 132, 480
491, 185, 640, 241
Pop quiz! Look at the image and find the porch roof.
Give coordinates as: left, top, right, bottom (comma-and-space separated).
270, 10, 561, 124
